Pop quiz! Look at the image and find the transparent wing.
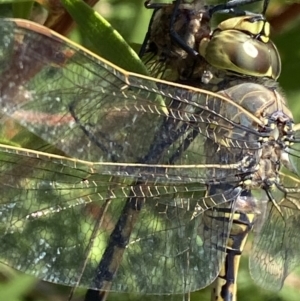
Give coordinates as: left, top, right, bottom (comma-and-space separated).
0, 19, 264, 165
249, 172, 300, 290
0, 18, 267, 294
0, 144, 243, 293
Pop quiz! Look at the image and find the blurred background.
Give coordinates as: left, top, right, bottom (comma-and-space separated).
0, 0, 300, 301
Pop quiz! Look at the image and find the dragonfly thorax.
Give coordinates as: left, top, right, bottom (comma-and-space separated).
254, 143, 281, 181
242, 114, 295, 193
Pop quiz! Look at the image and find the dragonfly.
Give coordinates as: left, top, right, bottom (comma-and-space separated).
0, 2, 300, 301
141, 0, 300, 300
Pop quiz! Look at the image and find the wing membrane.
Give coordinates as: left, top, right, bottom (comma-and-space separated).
250, 173, 300, 290
0, 142, 243, 292
0, 19, 263, 166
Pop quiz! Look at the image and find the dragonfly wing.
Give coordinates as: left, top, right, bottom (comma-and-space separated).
0, 18, 269, 294
0, 19, 262, 166
107, 187, 242, 293
250, 177, 300, 290
0, 143, 242, 293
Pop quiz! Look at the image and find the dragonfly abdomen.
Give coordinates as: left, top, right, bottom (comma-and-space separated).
210, 197, 258, 301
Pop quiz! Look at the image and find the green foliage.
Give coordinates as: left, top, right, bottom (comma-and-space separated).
60, 0, 149, 74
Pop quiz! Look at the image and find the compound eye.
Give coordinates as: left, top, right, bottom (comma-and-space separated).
218, 16, 270, 41
200, 29, 281, 79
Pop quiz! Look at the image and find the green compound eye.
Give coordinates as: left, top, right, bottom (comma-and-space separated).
199, 16, 281, 80
218, 16, 270, 38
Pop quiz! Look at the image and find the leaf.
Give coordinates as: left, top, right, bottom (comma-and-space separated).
61, 0, 149, 75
